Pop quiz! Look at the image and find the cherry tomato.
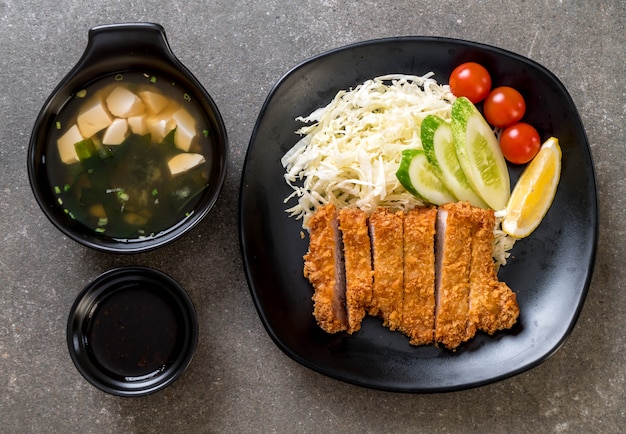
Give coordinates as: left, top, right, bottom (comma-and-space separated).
449, 62, 492, 103
483, 86, 526, 128
499, 122, 541, 164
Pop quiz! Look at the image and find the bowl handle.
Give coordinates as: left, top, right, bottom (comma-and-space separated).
70, 23, 181, 78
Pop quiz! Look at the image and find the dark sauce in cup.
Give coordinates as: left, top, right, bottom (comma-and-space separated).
86, 284, 181, 379
67, 267, 198, 396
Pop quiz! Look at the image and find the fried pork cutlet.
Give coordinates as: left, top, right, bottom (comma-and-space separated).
401, 207, 437, 346
338, 208, 373, 334
435, 202, 519, 349
302, 201, 518, 348
434, 202, 474, 349
369, 208, 404, 331
303, 204, 348, 334
467, 208, 519, 336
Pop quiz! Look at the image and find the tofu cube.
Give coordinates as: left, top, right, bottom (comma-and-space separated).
172, 108, 197, 151
146, 107, 177, 143
56, 124, 83, 164
77, 99, 113, 138
102, 118, 130, 145
147, 117, 175, 144
127, 115, 149, 135
167, 153, 206, 176
105, 86, 146, 118
139, 90, 169, 115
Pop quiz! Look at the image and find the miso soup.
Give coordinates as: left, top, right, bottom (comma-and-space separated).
47, 72, 215, 241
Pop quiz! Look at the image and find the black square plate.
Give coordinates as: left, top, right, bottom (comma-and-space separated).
239, 37, 597, 392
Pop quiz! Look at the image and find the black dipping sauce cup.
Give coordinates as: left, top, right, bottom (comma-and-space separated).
67, 267, 198, 396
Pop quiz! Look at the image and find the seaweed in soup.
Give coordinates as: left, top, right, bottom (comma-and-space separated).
47, 72, 214, 240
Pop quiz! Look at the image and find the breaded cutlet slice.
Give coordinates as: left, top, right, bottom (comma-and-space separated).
303, 204, 348, 334
401, 207, 437, 346
434, 202, 473, 349
368, 208, 404, 331
339, 208, 373, 334
467, 208, 519, 336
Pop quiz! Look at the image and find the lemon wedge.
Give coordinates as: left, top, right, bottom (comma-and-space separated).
502, 137, 562, 238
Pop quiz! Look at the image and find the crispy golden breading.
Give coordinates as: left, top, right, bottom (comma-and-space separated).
303, 204, 348, 334
467, 208, 519, 335
435, 203, 519, 349
401, 207, 437, 345
434, 202, 473, 349
339, 208, 373, 334
303, 201, 518, 347
369, 208, 404, 331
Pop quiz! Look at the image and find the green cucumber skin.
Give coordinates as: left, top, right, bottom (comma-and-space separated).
420, 115, 444, 172
396, 149, 455, 205
421, 115, 487, 208
396, 149, 422, 198
451, 97, 510, 210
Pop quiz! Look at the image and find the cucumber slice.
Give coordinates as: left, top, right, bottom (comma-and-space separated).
451, 97, 510, 210
421, 115, 488, 208
396, 149, 456, 205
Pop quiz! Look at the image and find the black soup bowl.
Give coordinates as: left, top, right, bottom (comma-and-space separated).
28, 23, 228, 253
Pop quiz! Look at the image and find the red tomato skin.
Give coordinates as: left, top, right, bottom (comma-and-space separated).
484, 86, 526, 128
499, 122, 541, 164
449, 62, 492, 103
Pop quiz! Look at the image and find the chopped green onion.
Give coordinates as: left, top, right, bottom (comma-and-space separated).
94, 227, 106, 233
57, 197, 63, 205
203, 129, 210, 138
74, 139, 97, 161
55, 121, 62, 130
151, 188, 159, 196
54, 185, 61, 194
150, 75, 157, 83
76, 89, 87, 98
97, 217, 108, 226
115, 74, 124, 81
64, 184, 71, 192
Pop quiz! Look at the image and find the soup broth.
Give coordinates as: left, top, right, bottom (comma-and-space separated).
47, 72, 214, 240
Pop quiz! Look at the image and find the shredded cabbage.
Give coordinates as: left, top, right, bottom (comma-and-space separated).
493, 210, 517, 268
281, 72, 515, 266
281, 73, 455, 226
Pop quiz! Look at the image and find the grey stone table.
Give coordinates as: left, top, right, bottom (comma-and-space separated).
1, 0, 624, 432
